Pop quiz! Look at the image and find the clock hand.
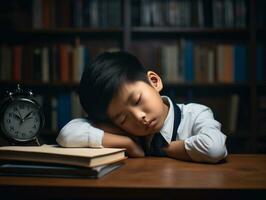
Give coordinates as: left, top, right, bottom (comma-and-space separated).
14, 114, 22, 121
23, 111, 34, 120
24, 117, 33, 120
13, 113, 23, 125
15, 109, 23, 120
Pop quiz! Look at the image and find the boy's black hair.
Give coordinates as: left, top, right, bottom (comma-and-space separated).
79, 51, 149, 123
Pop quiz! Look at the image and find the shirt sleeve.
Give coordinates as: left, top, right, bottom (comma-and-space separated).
56, 118, 104, 148
184, 105, 228, 163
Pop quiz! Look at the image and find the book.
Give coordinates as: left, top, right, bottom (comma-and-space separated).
0, 161, 123, 179
0, 145, 127, 168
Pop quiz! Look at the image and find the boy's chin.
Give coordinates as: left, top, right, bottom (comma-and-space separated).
130, 129, 160, 137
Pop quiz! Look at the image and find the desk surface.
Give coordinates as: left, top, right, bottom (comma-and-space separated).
1, 154, 266, 200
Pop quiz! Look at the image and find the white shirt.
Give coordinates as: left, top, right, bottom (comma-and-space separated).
56, 96, 227, 163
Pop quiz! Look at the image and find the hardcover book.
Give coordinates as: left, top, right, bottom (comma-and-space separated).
0, 145, 126, 168
0, 161, 123, 178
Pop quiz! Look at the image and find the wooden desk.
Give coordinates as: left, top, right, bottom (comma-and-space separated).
0, 154, 266, 200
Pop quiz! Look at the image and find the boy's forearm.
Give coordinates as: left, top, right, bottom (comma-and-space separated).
163, 140, 192, 162
102, 132, 145, 157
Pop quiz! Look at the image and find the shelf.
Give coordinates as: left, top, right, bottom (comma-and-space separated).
0, 81, 249, 89
0, 28, 123, 44
132, 27, 248, 33
7, 28, 123, 34
163, 82, 250, 95
0, 80, 78, 87
0, 81, 78, 95
131, 27, 249, 40
164, 82, 249, 88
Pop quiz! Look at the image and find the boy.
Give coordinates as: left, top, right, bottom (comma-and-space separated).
56, 51, 227, 163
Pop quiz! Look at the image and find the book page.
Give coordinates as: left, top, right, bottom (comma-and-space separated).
0, 145, 125, 158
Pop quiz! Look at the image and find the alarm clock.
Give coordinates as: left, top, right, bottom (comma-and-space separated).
0, 84, 45, 146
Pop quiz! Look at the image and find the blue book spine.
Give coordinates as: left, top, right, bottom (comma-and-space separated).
234, 45, 247, 82
184, 40, 194, 82
57, 94, 71, 130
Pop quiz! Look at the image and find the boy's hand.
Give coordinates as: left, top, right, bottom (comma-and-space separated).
162, 140, 192, 161
102, 132, 145, 157
95, 122, 144, 157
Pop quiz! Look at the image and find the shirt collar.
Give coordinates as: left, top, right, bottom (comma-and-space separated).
159, 96, 174, 144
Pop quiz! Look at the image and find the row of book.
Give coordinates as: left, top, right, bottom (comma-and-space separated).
35, 91, 85, 132
0, 0, 122, 29
1, 0, 251, 29
0, 44, 120, 83
158, 41, 265, 83
1, 42, 265, 84
33, 0, 122, 29
132, 0, 247, 28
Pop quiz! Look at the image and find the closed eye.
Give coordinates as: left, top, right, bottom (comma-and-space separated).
120, 116, 127, 125
135, 94, 141, 105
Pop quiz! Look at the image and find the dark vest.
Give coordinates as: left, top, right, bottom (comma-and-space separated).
145, 99, 181, 156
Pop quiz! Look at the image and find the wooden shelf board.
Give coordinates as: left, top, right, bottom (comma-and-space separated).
132, 27, 248, 33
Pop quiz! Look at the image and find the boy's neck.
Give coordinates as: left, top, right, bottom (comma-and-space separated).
162, 97, 170, 114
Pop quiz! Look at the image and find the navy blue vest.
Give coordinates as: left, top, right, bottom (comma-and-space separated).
146, 99, 181, 156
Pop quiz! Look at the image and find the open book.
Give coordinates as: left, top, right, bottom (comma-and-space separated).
0, 145, 126, 168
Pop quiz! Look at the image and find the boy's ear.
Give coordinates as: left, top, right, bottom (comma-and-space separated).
147, 71, 163, 92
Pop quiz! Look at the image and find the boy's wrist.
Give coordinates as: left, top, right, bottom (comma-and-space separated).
163, 140, 192, 161
125, 137, 145, 158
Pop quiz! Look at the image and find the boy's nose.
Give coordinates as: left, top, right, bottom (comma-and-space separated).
131, 109, 147, 124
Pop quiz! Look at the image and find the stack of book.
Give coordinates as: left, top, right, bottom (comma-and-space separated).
0, 145, 126, 178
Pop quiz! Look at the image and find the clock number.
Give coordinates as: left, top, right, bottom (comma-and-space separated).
9, 126, 14, 132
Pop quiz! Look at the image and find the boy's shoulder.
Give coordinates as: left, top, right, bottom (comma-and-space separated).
177, 103, 211, 114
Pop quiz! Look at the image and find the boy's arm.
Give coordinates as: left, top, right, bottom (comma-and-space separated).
162, 140, 192, 161
95, 122, 144, 157
56, 118, 104, 148
163, 106, 227, 163
102, 132, 145, 157
56, 118, 144, 157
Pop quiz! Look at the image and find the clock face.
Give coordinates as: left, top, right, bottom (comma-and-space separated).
1, 99, 42, 142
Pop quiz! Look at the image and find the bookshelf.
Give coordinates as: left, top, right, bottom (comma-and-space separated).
0, 0, 265, 153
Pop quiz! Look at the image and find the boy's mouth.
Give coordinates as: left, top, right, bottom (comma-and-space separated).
145, 119, 157, 129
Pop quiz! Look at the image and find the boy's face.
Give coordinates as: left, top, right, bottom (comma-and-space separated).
107, 71, 169, 136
